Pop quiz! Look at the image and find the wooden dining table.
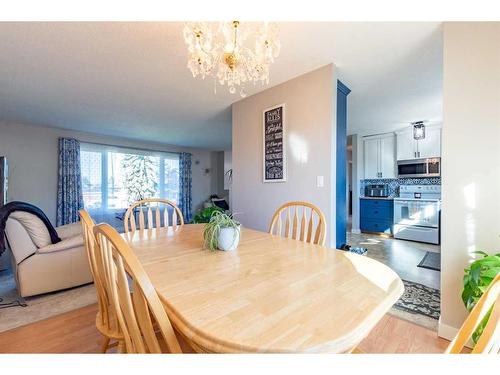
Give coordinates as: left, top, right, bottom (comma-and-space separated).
123, 224, 404, 353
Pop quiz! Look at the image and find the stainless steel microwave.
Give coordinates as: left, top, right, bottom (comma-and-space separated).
397, 158, 441, 178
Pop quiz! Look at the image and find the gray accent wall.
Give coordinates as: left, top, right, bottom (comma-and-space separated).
0, 121, 224, 224
232, 64, 338, 247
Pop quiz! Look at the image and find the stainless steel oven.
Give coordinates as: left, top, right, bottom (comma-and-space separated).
397, 158, 440, 178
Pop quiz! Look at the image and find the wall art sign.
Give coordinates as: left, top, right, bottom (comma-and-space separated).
263, 103, 286, 182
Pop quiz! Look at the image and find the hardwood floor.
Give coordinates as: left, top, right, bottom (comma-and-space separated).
357, 315, 450, 353
347, 231, 441, 290
0, 304, 103, 353
0, 303, 451, 353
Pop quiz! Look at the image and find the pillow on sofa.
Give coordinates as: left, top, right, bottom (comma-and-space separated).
9, 211, 51, 248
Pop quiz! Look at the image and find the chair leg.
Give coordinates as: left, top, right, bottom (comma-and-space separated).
100, 337, 111, 353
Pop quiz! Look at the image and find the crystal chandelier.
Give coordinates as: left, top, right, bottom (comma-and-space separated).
183, 21, 280, 97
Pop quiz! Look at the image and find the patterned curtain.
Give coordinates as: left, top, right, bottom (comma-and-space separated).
57, 138, 84, 226
179, 152, 192, 223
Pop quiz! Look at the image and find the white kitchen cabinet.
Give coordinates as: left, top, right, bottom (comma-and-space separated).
396, 126, 441, 160
380, 135, 396, 178
418, 127, 441, 158
396, 128, 416, 160
364, 137, 380, 179
363, 133, 396, 179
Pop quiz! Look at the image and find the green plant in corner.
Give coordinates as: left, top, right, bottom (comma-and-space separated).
462, 250, 500, 343
203, 211, 240, 251
193, 206, 223, 224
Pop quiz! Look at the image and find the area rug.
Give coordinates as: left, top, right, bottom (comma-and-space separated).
418, 251, 441, 271
389, 279, 440, 331
0, 268, 97, 333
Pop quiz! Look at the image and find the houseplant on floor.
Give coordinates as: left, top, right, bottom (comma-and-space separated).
193, 206, 223, 224
203, 211, 241, 251
462, 250, 500, 343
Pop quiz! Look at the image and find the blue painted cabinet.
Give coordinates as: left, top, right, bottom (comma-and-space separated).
360, 199, 394, 234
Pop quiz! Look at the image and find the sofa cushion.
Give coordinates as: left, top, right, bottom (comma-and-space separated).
37, 234, 84, 254
9, 211, 51, 248
56, 222, 82, 239
5, 218, 38, 264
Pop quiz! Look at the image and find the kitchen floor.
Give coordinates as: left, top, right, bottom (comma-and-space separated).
347, 230, 440, 290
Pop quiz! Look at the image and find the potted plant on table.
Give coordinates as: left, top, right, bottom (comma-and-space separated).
203, 211, 241, 251
462, 250, 500, 343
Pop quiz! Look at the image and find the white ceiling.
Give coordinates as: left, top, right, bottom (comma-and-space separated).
0, 22, 442, 150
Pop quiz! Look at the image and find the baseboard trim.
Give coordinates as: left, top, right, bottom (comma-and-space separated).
437, 318, 458, 341
351, 228, 361, 234
438, 318, 473, 349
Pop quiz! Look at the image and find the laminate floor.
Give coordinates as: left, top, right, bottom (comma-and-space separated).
0, 303, 452, 354
347, 231, 440, 290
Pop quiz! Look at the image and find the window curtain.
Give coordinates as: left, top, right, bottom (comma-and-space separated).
179, 152, 192, 223
57, 138, 84, 226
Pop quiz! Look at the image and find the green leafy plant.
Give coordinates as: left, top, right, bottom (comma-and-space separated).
193, 206, 223, 224
203, 211, 240, 251
462, 250, 500, 343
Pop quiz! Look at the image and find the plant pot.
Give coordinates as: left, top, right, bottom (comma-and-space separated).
217, 226, 241, 251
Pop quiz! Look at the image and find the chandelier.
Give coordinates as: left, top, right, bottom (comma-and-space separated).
412, 121, 426, 140
183, 21, 280, 97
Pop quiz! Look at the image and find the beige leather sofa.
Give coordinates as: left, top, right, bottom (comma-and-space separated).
4, 212, 93, 297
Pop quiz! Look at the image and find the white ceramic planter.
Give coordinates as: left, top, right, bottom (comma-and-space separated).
217, 225, 241, 251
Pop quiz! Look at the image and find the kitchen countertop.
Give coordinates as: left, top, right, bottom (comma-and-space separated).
360, 196, 395, 200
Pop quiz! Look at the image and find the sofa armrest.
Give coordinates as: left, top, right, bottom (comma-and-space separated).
56, 222, 82, 239
37, 234, 84, 254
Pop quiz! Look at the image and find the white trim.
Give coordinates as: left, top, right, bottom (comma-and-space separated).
438, 318, 459, 341
351, 228, 361, 234
438, 317, 473, 349
262, 103, 286, 183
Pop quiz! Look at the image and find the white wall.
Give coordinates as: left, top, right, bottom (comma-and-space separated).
0, 121, 222, 224
439, 22, 500, 338
232, 64, 337, 247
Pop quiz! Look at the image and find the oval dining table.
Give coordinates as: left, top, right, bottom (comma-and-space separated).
123, 224, 404, 353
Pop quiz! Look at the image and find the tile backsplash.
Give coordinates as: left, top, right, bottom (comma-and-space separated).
360, 177, 441, 198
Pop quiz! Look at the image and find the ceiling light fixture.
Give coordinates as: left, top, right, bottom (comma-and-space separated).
183, 21, 280, 97
412, 121, 426, 140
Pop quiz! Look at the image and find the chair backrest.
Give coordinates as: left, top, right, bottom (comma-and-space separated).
93, 223, 182, 353
79, 209, 120, 335
123, 198, 184, 234
446, 273, 500, 354
268, 201, 327, 246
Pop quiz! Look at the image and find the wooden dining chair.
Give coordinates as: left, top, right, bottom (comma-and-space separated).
123, 198, 184, 234
445, 273, 500, 354
93, 223, 183, 353
268, 201, 327, 246
79, 209, 123, 353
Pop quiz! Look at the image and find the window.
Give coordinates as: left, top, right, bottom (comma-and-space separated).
80, 143, 180, 229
